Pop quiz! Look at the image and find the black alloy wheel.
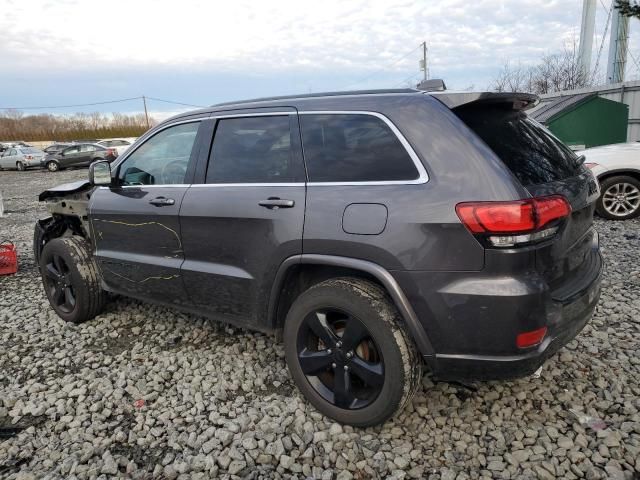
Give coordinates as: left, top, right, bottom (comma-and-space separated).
297, 308, 385, 410
284, 278, 422, 426
43, 253, 76, 313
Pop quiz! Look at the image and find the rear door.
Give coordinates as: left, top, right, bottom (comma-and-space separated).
454, 103, 600, 287
179, 110, 306, 327
90, 120, 204, 304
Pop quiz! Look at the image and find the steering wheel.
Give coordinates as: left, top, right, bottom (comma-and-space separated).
161, 160, 188, 184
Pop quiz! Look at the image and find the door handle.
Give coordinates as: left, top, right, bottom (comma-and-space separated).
258, 198, 295, 209
149, 197, 175, 206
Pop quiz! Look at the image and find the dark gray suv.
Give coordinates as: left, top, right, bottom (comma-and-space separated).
34, 89, 602, 426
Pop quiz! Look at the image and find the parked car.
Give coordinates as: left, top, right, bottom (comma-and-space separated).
43, 143, 73, 156
97, 138, 132, 156
0, 146, 45, 170
580, 142, 640, 220
42, 143, 117, 172
34, 89, 602, 426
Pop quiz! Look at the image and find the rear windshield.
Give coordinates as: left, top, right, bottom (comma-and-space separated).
455, 105, 581, 186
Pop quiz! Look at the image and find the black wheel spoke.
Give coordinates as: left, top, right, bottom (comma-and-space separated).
53, 255, 65, 274
341, 318, 369, 351
307, 311, 338, 347
45, 263, 60, 280
53, 284, 65, 306
350, 357, 385, 387
63, 287, 76, 310
333, 369, 354, 408
298, 348, 333, 375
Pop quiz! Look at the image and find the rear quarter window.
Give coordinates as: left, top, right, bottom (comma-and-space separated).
300, 113, 419, 183
455, 105, 581, 186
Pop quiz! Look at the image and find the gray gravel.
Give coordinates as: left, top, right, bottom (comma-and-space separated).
1, 168, 639, 479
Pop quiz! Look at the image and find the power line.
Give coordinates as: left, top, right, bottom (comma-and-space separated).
0, 95, 204, 111
0, 96, 143, 110
341, 44, 423, 89
392, 71, 423, 88
593, 0, 613, 78
145, 96, 205, 108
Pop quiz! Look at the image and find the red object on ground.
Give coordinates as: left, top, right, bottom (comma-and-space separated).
134, 399, 145, 409
0, 242, 17, 275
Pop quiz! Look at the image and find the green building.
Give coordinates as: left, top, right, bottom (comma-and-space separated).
528, 93, 628, 149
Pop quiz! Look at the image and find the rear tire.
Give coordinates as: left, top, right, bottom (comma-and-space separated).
16, 162, 25, 171
39, 237, 107, 323
47, 161, 59, 172
596, 175, 640, 220
284, 278, 422, 427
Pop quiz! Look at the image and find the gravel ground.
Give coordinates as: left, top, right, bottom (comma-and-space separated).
1, 168, 639, 480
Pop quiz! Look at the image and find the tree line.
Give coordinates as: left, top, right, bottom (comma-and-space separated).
0, 111, 155, 142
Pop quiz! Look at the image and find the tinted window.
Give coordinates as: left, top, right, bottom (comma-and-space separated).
456, 105, 581, 186
300, 114, 419, 182
80, 145, 96, 152
63, 146, 79, 155
206, 116, 302, 183
118, 122, 199, 185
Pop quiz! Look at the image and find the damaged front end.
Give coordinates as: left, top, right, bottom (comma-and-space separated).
34, 180, 96, 265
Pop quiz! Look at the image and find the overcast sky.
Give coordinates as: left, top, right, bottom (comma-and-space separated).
1, 0, 639, 118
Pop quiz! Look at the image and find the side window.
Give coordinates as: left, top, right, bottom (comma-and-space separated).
206, 115, 303, 184
80, 145, 96, 152
118, 122, 200, 186
300, 114, 419, 182
9, 149, 17, 156
64, 146, 79, 155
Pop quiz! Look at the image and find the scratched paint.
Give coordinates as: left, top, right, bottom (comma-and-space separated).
92, 218, 182, 249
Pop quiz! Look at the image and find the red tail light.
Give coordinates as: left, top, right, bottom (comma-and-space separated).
456, 195, 571, 247
25, 155, 33, 160
516, 326, 547, 348
107, 148, 118, 156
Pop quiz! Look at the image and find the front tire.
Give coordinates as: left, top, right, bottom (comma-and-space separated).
16, 161, 25, 171
39, 237, 107, 323
47, 161, 59, 172
284, 278, 422, 427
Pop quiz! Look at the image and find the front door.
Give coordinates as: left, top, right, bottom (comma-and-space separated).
90, 120, 203, 304
179, 112, 306, 327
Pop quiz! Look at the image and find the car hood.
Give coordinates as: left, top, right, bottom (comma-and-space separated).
39, 180, 92, 201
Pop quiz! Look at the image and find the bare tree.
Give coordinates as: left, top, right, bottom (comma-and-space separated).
492, 44, 592, 94
0, 111, 154, 142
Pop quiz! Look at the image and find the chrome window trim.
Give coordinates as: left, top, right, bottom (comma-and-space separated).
210, 111, 295, 120
298, 110, 428, 186
190, 183, 304, 188
110, 118, 203, 171
96, 184, 191, 189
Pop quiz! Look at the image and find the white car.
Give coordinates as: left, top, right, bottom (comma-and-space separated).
581, 142, 640, 220
97, 139, 132, 156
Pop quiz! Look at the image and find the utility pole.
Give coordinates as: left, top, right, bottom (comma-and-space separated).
607, 3, 630, 84
142, 95, 150, 129
577, 0, 596, 80
421, 41, 428, 81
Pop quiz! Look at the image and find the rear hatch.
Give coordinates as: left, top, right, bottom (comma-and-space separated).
449, 98, 600, 292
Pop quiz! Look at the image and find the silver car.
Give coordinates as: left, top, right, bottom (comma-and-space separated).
0, 147, 45, 171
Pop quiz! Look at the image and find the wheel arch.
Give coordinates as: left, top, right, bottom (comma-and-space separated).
268, 254, 435, 360
597, 168, 640, 184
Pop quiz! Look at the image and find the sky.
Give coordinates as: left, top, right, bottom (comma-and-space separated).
1, 0, 640, 120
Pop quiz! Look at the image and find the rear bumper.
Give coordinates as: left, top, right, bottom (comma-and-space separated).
393, 233, 603, 381
432, 271, 600, 380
